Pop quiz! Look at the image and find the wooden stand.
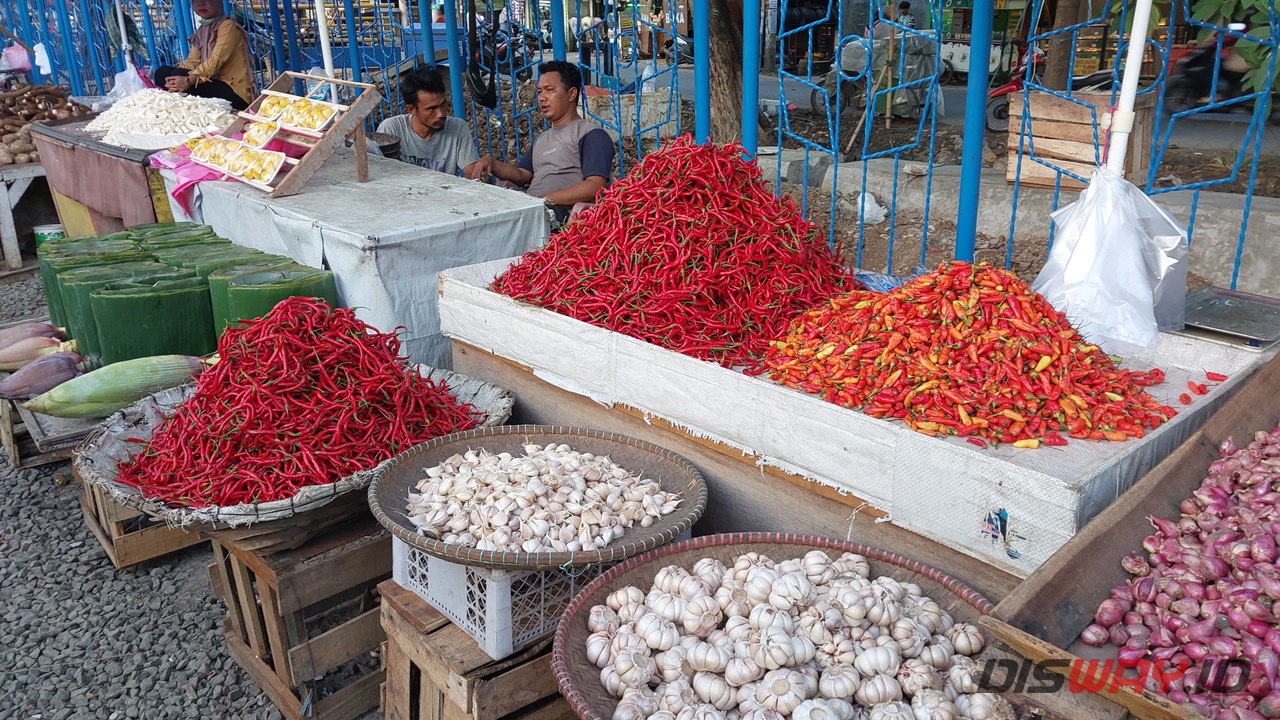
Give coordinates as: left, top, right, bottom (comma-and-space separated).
209, 518, 392, 720
216, 73, 381, 198
1005, 89, 1157, 190
379, 580, 573, 720
77, 473, 203, 569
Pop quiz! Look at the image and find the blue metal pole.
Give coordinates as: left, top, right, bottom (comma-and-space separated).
267, 0, 288, 81
953, 0, 993, 262
343, 0, 360, 82
417, 0, 436, 66
138, 0, 160, 71
54, 0, 83, 93
549, 0, 565, 60
740, 0, 760, 157
76, 0, 105, 91
16, 0, 39, 81
175, 0, 193, 56
441, 0, 465, 116
693, 0, 709, 142
35, 0, 59, 82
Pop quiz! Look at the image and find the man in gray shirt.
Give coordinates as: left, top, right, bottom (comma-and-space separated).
466, 61, 615, 225
376, 71, 479, 176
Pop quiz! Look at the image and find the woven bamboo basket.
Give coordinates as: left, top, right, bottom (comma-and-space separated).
551, 533, 996, 720
74, 366, 514, 553
367, 425, 709, 571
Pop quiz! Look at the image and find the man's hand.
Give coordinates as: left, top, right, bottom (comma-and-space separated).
165, 75, 192, 92
465, 156, 494, 180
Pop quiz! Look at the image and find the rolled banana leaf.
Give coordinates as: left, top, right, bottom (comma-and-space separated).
59, 262, 196, 359
178, 248, 275, 279
39, 245, 152, 327
208, 260, 304, 335
150, 242, 240, 268
91, 277, 217, 364
225, 268, 338, 334
136, 229, 225, 251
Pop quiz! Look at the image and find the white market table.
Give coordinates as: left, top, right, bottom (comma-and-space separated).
0, 163, 46, 271
169, 150, 549, 368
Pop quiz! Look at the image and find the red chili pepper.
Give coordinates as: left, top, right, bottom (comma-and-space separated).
1188, 380, 1207, 396
1042, 432, 1068, 447
1205, 371, 1228, 382
967, 437, 987, 448
114, 298, 481, 507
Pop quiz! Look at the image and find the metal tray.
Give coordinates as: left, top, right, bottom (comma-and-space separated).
28, 115, 154, 164
1184, 286, 1280, 346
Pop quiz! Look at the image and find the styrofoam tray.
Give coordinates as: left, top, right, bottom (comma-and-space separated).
437, 258, 1272, 578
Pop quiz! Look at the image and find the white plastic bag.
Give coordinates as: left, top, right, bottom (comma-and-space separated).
1032, 166, 1189, 356
95, 60, 147, 111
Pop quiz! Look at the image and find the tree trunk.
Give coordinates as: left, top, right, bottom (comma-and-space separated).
707, 0, 743, 141
1042, 0, 1083, 91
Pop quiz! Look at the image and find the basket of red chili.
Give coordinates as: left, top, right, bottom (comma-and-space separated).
73, 297, 513, 545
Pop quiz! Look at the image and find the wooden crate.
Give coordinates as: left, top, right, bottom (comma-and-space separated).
1005, 89, 1157, 191
982, 353, 1280, 720
0, 398, 69, 469
77, 472, 203, 569
209, 518, 392, 720
379, 580, 573, 720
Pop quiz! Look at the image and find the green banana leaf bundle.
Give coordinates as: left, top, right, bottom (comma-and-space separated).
40, 245, 152, 327
59, 262, 197, 359
91, 277, 217, 364
207, 261, 305, 335
225, 268, 338, 334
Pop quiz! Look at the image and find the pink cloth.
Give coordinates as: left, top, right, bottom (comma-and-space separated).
149, 148, 230, 216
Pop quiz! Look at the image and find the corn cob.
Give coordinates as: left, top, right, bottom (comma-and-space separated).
23, 355, 208, 418
0, 337, 78, 371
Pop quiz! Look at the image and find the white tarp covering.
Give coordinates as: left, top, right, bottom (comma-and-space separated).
174, 150, 549, 368
439, 258, 1272, 577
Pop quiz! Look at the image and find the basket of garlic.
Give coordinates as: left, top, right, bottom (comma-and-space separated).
552, 534, 1017, 720
368, 424, 708, 660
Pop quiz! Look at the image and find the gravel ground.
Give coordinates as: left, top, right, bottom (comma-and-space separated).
0, 276, 48, 325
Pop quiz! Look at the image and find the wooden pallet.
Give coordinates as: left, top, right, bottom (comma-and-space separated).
77, 473, 204, 568
379, 580, 573, 720
209, 518, 392, 720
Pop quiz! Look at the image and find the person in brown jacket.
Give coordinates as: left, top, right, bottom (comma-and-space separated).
152, 0, 256, 110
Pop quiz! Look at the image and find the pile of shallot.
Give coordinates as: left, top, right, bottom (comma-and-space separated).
587, 550, 1014, 720
1082, 426, 1280, 719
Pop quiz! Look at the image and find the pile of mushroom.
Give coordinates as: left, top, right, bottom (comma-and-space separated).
407, 444, 682, 553
585, 551, 1015, 720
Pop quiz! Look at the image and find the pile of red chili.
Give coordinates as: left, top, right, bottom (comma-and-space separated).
491, 136, 855, 367
116, 297, 481, 506
764, 261, 1176, 447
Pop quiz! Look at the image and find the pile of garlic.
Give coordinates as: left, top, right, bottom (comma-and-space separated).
586, 551, 1014, 720
86, 89, 236, 145
406, 444, 681, 553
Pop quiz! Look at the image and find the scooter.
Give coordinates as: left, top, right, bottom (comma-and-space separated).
1164, 22, 1249, 113
985, 46, 1114, 132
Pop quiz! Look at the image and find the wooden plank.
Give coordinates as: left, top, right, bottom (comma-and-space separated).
470, 653, 557, 720
0, 178, 20, 271
980, 617, 1195, 720
288, 607, 384, 686
380, 580, 452, 635
223, 622, 305, 720
275, 532, 392, 615
258, 583, 295, 683
383, 639, 415, 720
112, 518, 202, 566
229, 554, 272, 659
1008, 136, 1100, 165
313, 669, 384, 720
453, 342, 1021, 601
211, 543, 247, 636
79, 490, 124, 569
1007, 114, 1102, 145
515, 696, 576, 720
980, 644, 1126, 720
1005, 158, 1088, 191
269, 82, 382, 199
353, 124, 369, 183
0, 399, 18, 468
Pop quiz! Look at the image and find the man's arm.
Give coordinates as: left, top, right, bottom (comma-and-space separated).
543, 129, 614, 206
466, 150, 534, 185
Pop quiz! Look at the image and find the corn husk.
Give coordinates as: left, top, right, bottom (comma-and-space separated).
0, 337, 78, 371
24, 355, 207, 418
0, 351, 83, 399
91, 277, 217, 364
59, 262, 196, 359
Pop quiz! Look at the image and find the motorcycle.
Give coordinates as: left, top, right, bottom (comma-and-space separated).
985, 46, 1114, 132
1164, 22, 1250, 113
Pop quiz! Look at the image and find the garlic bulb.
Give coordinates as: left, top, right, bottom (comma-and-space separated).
739, 709, 785, 720
747, 604, 794, 634
744, 568, 781, 605
609, 586, 646, 611
944, 624, 985, 656
677, 704, 728, 720
946, 657, 980, 695
616, 688, 662, 720
867, 700, 913, 720
750, 625, 796, 670
794, 664, 820, 700
831, 553, 870, 578
731, 553, 776, 584
637, 612, 682, 651
616, 645, 657, 689
693, 672, 737, 711
652, 712, 678, 720
407, 444, 681, 553
818, 664, 862, 701
682, 596, 724, 637
752, 670, 808, 715
603, 664, 626, 697
871, 578, 907, 603
800, 611, 835, 646
659, 679, 700, 714
692, 558, 727, 592
803, 551, 836, 586
853, 645, 901, 678
656, 566, 692, 594
951, 694, 1014, 720
793, 699, 844, 720
705, 630, 733, 650
889, 619, 929, 659
895, 659, 941, 698
687, 642, 731, 673
716, 582, 753, 618
590, 604, 622, 635
725, 655, 765, 687
588, 630, 615, 668
904, 599, 947, 635
918, 637, 954, 671
648, 589, 690, 624
725, 616, 753, 643
657, 647, 696, 684
826, 699, 856, 720
909, 690, 955, 720
816, 635, 858, 669
619, 603, 651, 624
854, 675, 902, 707
768, 573, 813, 612
865, 597, 900, 628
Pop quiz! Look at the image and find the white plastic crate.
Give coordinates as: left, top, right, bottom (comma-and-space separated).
392, 529, 692, 660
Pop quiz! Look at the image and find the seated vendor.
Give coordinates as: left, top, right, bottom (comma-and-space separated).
376, 72, 479, 176
152, 0, 255, 111
465, 61, 615, 224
